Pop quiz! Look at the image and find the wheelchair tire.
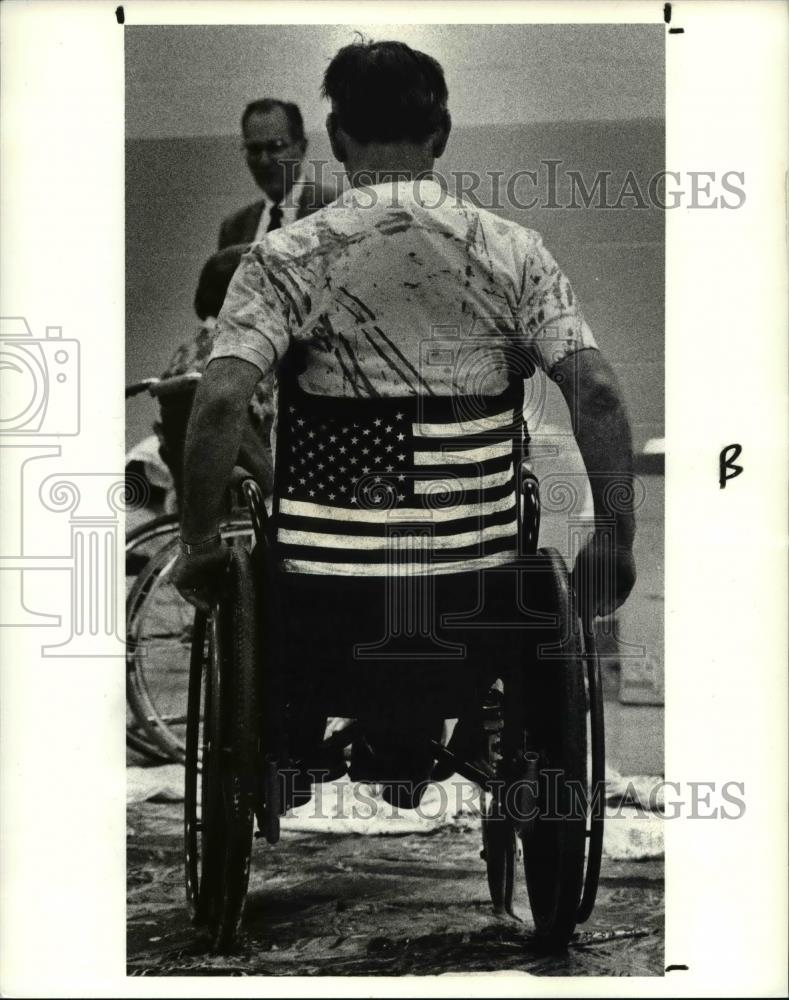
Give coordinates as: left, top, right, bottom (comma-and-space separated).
126, 514, 253, 764
183, 547, 258, 953
520, 547, 587, 950
577, 619, 605, 924
184, 609, 211, 918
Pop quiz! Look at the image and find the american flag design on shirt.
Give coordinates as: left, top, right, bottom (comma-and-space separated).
273, 388, 524, 576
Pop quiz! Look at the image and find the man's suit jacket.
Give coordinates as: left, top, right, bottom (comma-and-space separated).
218, 180, 336, 250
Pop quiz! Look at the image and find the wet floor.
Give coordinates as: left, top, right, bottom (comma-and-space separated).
128, 799, 663, 977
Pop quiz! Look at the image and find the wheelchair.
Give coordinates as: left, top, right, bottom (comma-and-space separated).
125, 373, 258, 763
183, 465, 606, 954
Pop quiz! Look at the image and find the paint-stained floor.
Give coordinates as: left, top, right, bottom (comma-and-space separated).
127, 800, 663, 977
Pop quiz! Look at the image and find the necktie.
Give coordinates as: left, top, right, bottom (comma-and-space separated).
267, 203, 283, 233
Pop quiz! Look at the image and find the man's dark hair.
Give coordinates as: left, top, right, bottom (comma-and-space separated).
322, 39, 449, 144
241, 98, 306, 143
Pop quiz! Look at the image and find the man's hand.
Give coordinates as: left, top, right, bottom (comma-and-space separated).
571, 531, 636, 620
173, 544, 231, 613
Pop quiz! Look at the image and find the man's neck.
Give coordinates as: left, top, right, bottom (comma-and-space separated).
345, 147, 435, 188
260, 165, 303, 204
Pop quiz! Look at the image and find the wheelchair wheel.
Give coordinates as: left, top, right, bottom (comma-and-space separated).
183, 547, 258, 953
519, 547, 588, 950
126, 513, 180, 576
126, 514, 253, 763
126, 715, 169, 763
125, 515, 180, 762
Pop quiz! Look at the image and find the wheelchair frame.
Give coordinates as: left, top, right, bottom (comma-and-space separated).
183, 468, 606, 955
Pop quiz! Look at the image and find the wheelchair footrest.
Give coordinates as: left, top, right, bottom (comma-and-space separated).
257, 757, 280, 845
508, 751, 540, 837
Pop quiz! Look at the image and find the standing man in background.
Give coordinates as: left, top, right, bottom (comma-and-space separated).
157, 102, 336, 507
218, 98, 336, 249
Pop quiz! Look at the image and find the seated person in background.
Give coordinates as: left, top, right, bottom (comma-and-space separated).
157, 244, 275, 507
219, 97, 336, 249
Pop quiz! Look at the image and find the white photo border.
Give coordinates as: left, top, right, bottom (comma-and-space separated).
0, 1, 786, 996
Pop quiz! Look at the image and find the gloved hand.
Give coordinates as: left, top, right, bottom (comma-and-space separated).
571, 531, 636, 619
173, 540, 231, 613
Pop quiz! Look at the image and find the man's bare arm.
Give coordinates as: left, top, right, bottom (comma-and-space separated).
180, 356, 263, 543
553, 348, 636, 544
552, 348, 637, 615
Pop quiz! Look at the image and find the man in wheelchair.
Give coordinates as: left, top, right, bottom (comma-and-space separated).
173, 39, 636, 812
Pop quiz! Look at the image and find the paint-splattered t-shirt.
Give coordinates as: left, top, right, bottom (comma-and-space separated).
210, 179, 596, 395
210, 179, 597, 576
